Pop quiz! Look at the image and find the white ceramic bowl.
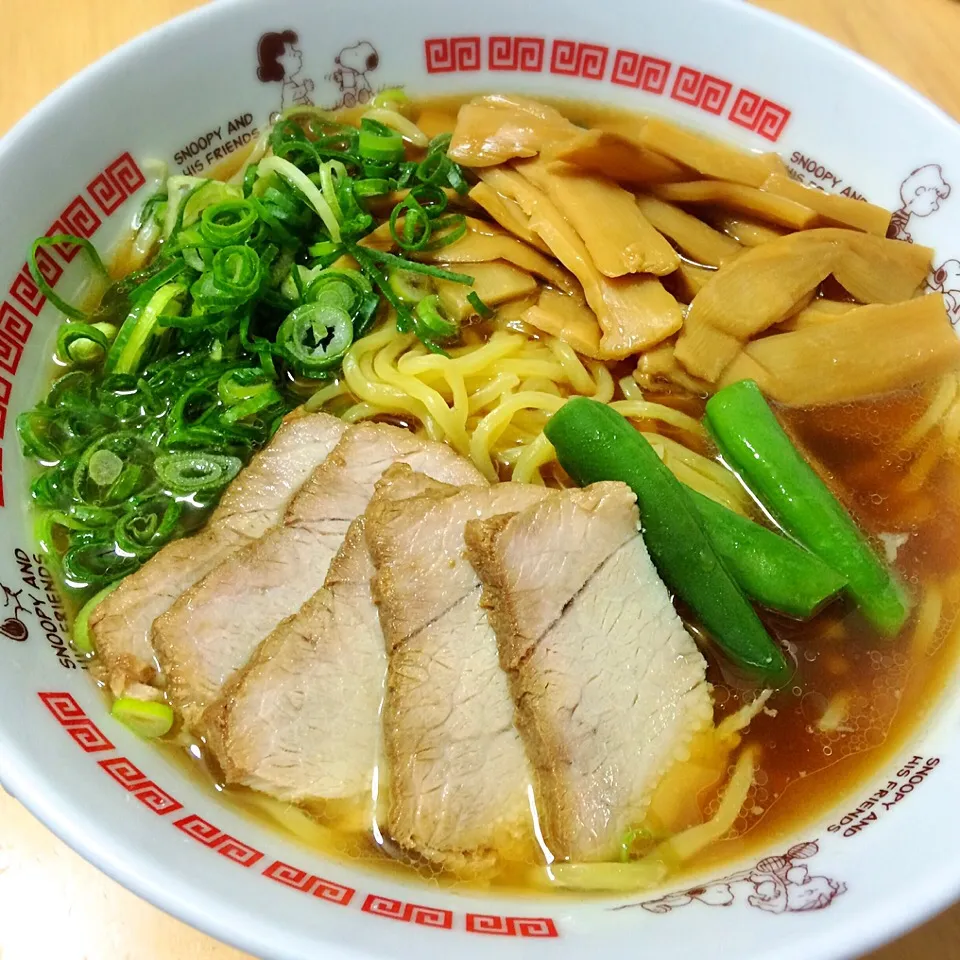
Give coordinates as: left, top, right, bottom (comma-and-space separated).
2, 1, 960, 957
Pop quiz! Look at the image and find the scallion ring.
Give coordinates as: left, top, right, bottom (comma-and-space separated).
62, 540, 140, 588
154, 452, 243, 494
199, 200, 259, 247
190, 245, 262, 309
358, 118, 405, 165
276, 301, 354, 376
256, 156, 342, 243
29, 235, 108, 321
468, 291, 495, 319
71, 581, 121, 654
111, 698, 175, 739
114, 497, 182, 559
414, 294, 460, 341
57, 321, 116, 366
106, 281, 185, 375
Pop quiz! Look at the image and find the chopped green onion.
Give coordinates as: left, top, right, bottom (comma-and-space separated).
307, 240, 343, 261
111, 698, 175, 738
317, 160, 346, 225
424, 214, 467, 250
257, 156, 342, 243
415, 294, 459, 340
388, 269, 435, 304
106, 282, 185, 376
57, 321, 116, 365
467, 291, 494, 319
73, 432, 155, 505
115, 498, 182, 559
221, 389, 284, 423
199, 200, 259, 246
416, 151, 449, 186
372, 87, 409, 109
129, 259, 188, 305
29, 235, 108, 321
71, 581, 121, 653
189, 246, 261, 310
389, 198, 432, 251
303, 267, 372, 304
276, 301, 354, 376
354, 178, 394, 198
428, 132, 453, 155
87, 448, 123, 486
20, 104, 481, 599
352, 244, 474, 284
180, 180, 244, 232
154, 454, 242, 498
62, 540, 139, 587
359, 118, 405, 164
619, 828, 657, 863
218, 368, 275, 406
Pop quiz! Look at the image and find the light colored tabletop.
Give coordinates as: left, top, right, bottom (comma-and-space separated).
2, 1, 960, 958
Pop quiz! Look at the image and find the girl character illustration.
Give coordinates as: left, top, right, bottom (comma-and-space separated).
257, 30, 315, 109
889, 164, 952, 242
329, 41, 380, 108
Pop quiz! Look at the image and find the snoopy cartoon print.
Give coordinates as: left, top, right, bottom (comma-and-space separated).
888, 164, 952, 242
927, 259, 960, 325
627, 842, 847, 916
329, 42, 381, 108
1, 583, 29, 643
257, 30, 316, 109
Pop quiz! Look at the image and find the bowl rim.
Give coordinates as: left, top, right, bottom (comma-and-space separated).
1, 1, 960, 958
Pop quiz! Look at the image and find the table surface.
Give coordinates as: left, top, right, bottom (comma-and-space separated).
3, 1, 960, 957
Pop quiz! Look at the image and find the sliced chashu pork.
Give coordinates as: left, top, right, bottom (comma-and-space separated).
465, 482, 713, 862
88, 411, 347, 699
204, 465, 457, 804
366, 476, 551, 872
153, 423, 483, 732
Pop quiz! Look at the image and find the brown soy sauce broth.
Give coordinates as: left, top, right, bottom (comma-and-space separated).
690, 384, 960, 875
42, 95, 960, 895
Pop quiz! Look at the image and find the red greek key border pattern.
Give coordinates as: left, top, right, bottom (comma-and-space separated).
174, 813, 264, 868
0, 299, 25, 451
419, 35, 791, 142
671, 65, 733, 115
36, 687, 564, 937
262, 860, 356, 905
550, 40, 609, 80
98, 756, 183, 816
87, 152, 147, 216
9, 266, 46, 317
38, 691, 115, 753
362, 894, 454, 929
611, 50, 672, 93
424, 36, 482, 73
728, 87, 793, 142
466, 914, 560, 937
489, 36, 545, 72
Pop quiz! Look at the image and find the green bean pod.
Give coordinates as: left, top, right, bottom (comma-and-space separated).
689, 489, 847, 619
705, 379, 910, 636
545, 397, 792, 685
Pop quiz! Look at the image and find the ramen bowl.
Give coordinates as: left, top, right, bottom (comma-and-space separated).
2, 0, 960, 957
